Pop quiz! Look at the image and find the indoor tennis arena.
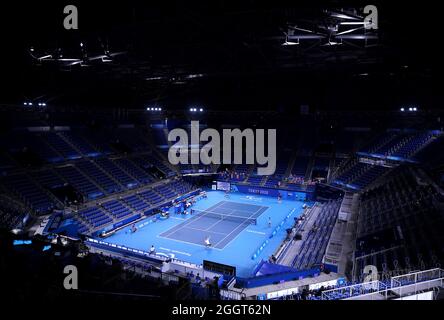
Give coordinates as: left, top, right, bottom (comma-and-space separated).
1, 1, 444, 312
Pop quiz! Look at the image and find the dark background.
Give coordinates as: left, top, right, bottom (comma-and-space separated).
2, 1, 443, 112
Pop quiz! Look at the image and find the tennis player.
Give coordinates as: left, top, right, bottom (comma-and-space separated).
204, 236, 212, 247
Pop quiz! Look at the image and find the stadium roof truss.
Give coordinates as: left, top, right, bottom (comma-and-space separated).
281, 8, 379, 48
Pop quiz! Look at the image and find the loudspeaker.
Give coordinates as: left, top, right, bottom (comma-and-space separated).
294, 233, 302, 240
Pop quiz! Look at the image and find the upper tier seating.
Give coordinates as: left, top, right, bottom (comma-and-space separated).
77, 206, 112, 228
59, 131, 100, 157
76, 160, 121, 193
121, 194, 150, 212
114, 158, 154, 184
31, 169, 66, 189
354, 167, 444, 278
151, 127, 169, 148
101, 199, 133, 219
291, 157, 309, 178
0, 195, 28, 229
153, 184, 176, 199
169, 180, 193, 194
361, 131, 398, 154
333, 161, 387, 190
361, 131, 435, 159
2, 174, 56, 214
246, 174, 264, 186
263, 152, 292, 188
41, 132, 81, 160
138, 189, 164, 206
56, 165, 104, 200
392, 132, 434, 158
96, 158, 139, 189
111, 128, 151, 152
150, 157, 176, 177
291, 200, 340, 270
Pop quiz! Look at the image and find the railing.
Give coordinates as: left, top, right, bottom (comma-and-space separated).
390, 268, 444, 299
220, 288, 246, 300
321, 268, 444, 300
86, 237, 203, 271
321, 280, 387, 300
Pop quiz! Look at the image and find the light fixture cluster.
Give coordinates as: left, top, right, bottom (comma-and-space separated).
400, 106, 418, 112
146, 106, 162, 112
189, 107, 204, 112
23, 102, 46, 107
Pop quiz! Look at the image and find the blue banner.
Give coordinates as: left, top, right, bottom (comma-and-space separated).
231, 184, 313, 201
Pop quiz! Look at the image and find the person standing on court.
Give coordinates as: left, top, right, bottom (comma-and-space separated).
204, 236, 212, 247
268, 217, 272, 228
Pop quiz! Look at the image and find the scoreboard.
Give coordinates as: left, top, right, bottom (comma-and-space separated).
216, 181, 231, 191
203, 260, 236, 277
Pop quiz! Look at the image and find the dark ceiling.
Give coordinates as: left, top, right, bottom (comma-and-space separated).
3, 1, 444, 111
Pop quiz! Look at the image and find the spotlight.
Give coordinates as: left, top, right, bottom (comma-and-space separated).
28, 102, 33, 106
23, 102, 28, 106
409, 107, 413, 111
199, 108, 203, 112
400, 108, 404, 112
413, 107, 417, 111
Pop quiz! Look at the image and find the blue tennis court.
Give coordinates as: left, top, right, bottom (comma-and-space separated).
102, 190, 305, 277
160, 201, 268, 249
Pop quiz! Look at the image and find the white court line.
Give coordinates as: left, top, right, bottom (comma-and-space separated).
250, 205, 268, 216
246, 230, 266, 235
160, 201, 268, 249
160, 201, 227, 237
206, 204, 269, 248
212, 218, 251, 248
157, 234, 223, 251
221, 202, 263, 210
201, 204, 265, 233
223, 204, 268, 216
184, 226, 229, 236
216, 202, 268, 217
203, 209, 234, 231
199, 210, 249, 234
213, 208, 261, 248
159, 247, 192, 257
239, 196, 263, 202
169, 216, 187, 221
222, 207, 263, 215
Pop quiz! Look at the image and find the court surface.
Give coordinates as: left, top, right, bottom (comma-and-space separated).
160, 201, 269, 249
102, 190, 305, 277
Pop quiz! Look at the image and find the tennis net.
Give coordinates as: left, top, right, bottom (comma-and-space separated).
191, 209, 257, 225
